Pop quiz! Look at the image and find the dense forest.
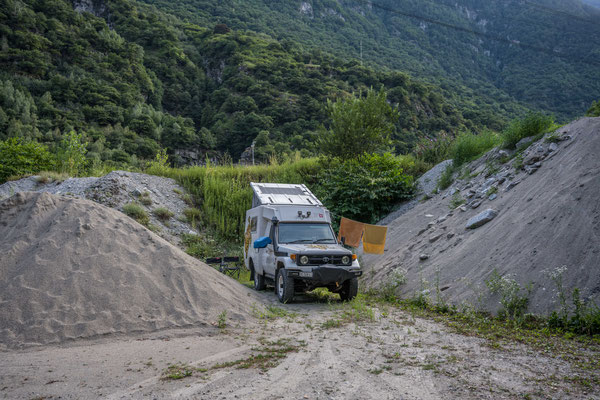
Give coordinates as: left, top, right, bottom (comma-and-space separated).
0, 0, 527, 167
140, 0, 600, 120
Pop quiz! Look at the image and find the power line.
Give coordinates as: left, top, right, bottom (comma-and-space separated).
359, 0, 600, 67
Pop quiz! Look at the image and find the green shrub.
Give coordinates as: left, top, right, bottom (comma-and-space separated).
414, 130, 453, 165
450, 130, 500, 167
501, 112, 554, 149
586, 100, 600, 117
316, 153, 415, 225
436, 164, 454, 191
123, 202, 150, 226
153, 207, 174, 221
0, 138, 55, 183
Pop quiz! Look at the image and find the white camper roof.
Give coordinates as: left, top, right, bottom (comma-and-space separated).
250, 182, 323, 207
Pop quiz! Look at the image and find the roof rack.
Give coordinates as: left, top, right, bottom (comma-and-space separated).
250, 182, 323, 207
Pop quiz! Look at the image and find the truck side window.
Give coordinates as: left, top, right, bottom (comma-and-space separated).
250, 217, 257, 232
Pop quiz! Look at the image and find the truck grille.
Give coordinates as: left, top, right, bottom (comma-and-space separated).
305, 255, 350, 266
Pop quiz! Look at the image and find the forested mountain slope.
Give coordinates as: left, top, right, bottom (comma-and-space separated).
0, 0, 519, 165
141, 0, 600, 120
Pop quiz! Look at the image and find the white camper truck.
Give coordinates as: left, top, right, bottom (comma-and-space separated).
243, 182, 362, 303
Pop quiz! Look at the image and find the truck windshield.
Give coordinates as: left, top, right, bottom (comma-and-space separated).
278, 223, 337, 244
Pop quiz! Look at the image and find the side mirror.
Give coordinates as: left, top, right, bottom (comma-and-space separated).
340, 236, 346, 246
253, 236, 272, 249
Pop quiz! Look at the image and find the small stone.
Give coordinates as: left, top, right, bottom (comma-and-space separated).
497, 176, 506, 184
417, 228, 428, 236
470, 200, 482, 209
425, 214, 434, 218
419, 254, 429, 261
131, 189, 142, 197
505, 180, 521, 192
429, 233, 444, 243
459, 206, 467, 212
437, 216, 447, 223
427, 221, 436, 228
488, 193, 497, 201
548, 143, 558, 152
446, 232, 455, 239
466, 209, 498, 229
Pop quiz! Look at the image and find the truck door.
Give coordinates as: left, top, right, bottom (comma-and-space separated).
260, 221, 276, 279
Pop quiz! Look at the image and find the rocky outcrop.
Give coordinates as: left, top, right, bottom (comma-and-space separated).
361, 117, 600, 315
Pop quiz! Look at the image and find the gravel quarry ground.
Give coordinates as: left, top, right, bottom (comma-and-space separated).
2, 291, 599, 400
2, 120, 600, 399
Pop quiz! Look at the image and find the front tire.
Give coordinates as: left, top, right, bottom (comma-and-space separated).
339, 277, 358, 301
276, 269, 294, 303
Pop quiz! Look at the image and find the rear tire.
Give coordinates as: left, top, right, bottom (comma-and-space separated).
339, 277, 358, 301
252, 263, 265, 291
276, 269, 294, 303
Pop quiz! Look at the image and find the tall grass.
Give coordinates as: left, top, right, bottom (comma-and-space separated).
501, 112, 555, 149
148, 158, 321, 242
450, 129, 500, 167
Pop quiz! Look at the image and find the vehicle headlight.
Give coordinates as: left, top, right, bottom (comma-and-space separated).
341, 255, 350, 265
299, 255, 309, 265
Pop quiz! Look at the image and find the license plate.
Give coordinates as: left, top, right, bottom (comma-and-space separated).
299, 271, 313, 278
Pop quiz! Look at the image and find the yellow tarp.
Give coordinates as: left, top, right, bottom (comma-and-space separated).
337, 217, 364, 248
362, 224, 387, 255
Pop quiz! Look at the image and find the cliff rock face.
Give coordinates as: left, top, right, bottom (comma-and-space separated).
361, 117, 600, 315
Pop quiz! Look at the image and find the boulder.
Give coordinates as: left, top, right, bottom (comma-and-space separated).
466, 209, 498, 229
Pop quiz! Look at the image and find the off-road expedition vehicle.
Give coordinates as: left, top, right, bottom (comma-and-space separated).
243, 182, 362, 303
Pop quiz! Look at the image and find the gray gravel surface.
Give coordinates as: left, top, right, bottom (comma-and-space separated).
0, 170, 197, 246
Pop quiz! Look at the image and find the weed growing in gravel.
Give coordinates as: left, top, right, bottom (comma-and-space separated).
251, 304, 298, 320
153, 207, 174, 221
512, 153, 524, 171
486, 186, 498, 196
323, 294, 376, 328
380, 268, 407, 302
217, 310, 227, 330
449, 192, 465, 209
139, 191, 152, 206
212, 338, 303, 372
123, 202, 149, 226
546, 266, 600, 335
162, 363, 196, 380
36, 171, 69, 184
485, 269, 532, 324
436, 164, 454, 191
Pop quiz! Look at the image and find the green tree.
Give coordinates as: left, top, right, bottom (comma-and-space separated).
57, 130, 87, 175
319, 88, 398, 159
0, 138, 55, 183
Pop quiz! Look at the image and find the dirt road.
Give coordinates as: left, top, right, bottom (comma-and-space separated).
2, 291, 598, 400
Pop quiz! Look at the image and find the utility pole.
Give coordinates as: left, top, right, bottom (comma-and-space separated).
251, 140, 255, 165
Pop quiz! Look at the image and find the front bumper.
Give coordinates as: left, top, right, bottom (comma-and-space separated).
286, 266, 362, 284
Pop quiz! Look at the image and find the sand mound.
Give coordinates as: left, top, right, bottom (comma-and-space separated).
0, 192, 259, 349
362, 117, 600, 314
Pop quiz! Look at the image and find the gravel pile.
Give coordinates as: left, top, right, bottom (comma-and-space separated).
0, 171, 196, 246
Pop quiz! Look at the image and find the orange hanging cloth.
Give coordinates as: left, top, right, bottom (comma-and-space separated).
362, 224, 388, 255
337, 217, 364, 248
